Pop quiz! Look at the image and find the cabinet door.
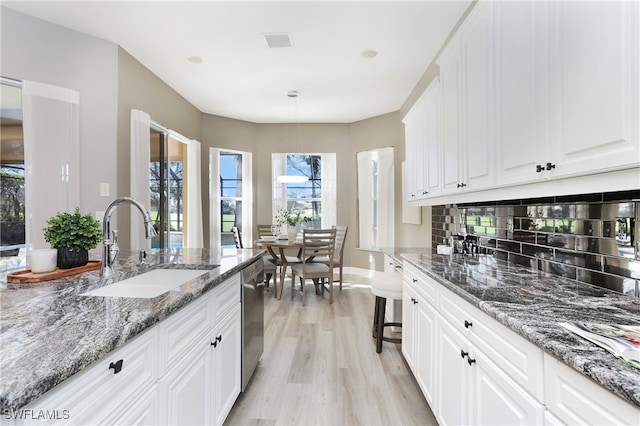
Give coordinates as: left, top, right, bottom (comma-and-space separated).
438, 42, 463, 195
549, 1, 640, 178
436, 318, 472, 426
158, 344, 211, 426
415, 297, 437, 407
403, 94, 429, 200
403, 110, 419, 201
472, 349, 545, 425
401, 281, 418, 373
99, 385, 159, 426
212, 305, 242, 426
424, 77, 442, 197
458, 1, 495, 191
495, 0, 550, 185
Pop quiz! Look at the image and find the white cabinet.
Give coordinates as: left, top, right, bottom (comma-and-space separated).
211, 305, 242, 425
159, 272, 241, 426
403, 77, 441, 201
403, 90, 428, 201
404, 262, 547, 426
438, 1, 495, 194
548, 0, 640, 179
544, 353, 640, 425
402, 263, 437, 407
435, 294, 544, 426
20, 272, 243, 426
20, 327, 159, 426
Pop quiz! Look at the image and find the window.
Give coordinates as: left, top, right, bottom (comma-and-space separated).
220, 151, 243, 246
0, 79, 25, 267
209, 148, 252, 248
357, 147, 394, 250
272, 153, 336, 229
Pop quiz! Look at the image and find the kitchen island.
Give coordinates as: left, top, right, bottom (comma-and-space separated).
0, 247, 264, 416
383, 248, 639, 422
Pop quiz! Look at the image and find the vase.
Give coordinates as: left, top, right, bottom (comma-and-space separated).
287, 225, 299, 242
57, 247, 89, 269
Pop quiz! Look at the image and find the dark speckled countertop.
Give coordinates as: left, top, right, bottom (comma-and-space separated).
382, 248, 640, 409
0, 248, 264, 412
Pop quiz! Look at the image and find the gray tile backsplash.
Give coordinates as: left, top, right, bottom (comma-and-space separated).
431, 191, 640, 297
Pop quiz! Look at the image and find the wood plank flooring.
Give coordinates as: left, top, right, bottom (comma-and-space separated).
225, 268, 437, 426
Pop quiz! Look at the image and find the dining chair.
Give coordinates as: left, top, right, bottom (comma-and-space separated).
311, 225, 348, 290
256, 224, 301, 295
289, 228, 337, 305
234, 226, 275, 288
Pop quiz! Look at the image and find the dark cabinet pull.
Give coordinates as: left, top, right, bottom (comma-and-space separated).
464, 320, 473, 329
422, 191, 428, 195
467, 357, 476, 366
546, 162, 556, 170
413, 298, 418, 305
412, 278, 417, 283
456, 183, 467, 188
109, 359, 123, 374
460, 350, 468, 359
536, 164, 544, 173
211, 335, 222, 348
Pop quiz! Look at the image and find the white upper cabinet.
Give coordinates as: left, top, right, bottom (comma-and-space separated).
494, 1, 550, 186
412, 0, 639, 205
548, 0, 640, 178
403, 77, 441, 201
438, 1, 495, 194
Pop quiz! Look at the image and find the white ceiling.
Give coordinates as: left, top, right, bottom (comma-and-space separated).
3, 1, 471, 123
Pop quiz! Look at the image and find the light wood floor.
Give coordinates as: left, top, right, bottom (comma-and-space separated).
225, 269, 437, 426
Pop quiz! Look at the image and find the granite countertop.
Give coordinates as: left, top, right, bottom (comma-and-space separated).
382, 248, 640, 408
0, 247, 264, 411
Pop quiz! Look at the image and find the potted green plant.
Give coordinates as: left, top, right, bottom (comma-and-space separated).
43, 207, 102, 269
275, 208, 310, 241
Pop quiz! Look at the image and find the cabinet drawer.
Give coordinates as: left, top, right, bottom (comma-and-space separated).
403, 262, 437, 305
158, 293, 211, 373
544, 353, 639, 425
212, 273, 241, 321
21, 327, 158, 425
440, 289, 544, 400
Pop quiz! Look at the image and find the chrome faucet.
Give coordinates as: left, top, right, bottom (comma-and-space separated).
101, 197, 158, 276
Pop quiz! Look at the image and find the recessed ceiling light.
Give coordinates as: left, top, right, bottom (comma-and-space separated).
187, 56, 203, 64
361, 50, 378, 59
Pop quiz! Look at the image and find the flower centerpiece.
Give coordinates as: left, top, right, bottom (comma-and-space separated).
43, 207, 102, 269
275, 207, 310, 241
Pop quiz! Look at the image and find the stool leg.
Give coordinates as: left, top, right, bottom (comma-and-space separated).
372, 296, 380, 338
376, 296, 387, 354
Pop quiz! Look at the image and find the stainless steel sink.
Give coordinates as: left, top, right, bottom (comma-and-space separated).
80, 269, 208, 298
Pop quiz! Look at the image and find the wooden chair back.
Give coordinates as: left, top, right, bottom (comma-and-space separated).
302, 228, 337, 263
257, 224, 274, 238
231, 226, 243, 248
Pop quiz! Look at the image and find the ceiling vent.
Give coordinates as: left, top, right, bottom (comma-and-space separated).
263, 32, 293, 48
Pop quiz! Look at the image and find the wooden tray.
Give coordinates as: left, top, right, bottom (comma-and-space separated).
7, 260, 102, 283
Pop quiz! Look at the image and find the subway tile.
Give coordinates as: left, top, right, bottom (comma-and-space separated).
546, 234, 575, 249
478, 236, 497, 248
602, 221, 615, 238
556, 193, 604, 203
497, 240, 520, 252
601, 202, 634, 219
577, 270, 637, 296
522, 243, 553, 258
603, 257, 640, 279
554, 250, 602, 271
510, 253, 538, 269
602, 190, 640, 202
513, 206, 527, 217
512, 231, 537, 243
526, 206, 537, 218
540, 260, 576, 279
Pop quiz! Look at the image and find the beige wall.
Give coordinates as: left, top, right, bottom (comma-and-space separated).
116, 48, 202, 244
3, 6, 436, 266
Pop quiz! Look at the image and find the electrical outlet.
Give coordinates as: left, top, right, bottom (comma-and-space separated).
100, 183, 110, 197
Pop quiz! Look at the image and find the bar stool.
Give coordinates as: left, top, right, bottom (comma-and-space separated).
370, 271, 403, 354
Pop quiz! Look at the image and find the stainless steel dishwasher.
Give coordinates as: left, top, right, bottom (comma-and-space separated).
241, 258, 264, 391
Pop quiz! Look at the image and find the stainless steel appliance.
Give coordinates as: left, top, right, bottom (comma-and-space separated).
241, 258, 264, 391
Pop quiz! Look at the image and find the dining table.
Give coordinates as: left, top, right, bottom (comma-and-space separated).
255, 237, 303, 299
